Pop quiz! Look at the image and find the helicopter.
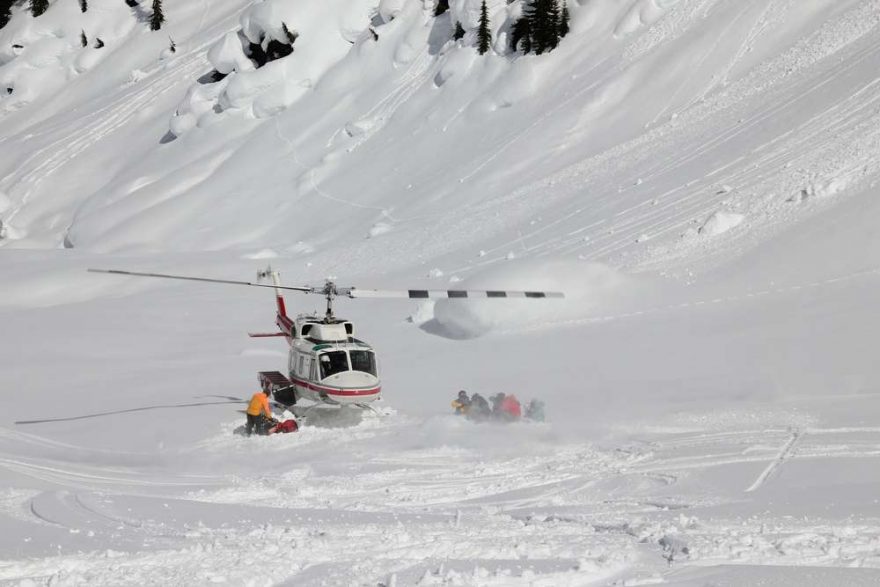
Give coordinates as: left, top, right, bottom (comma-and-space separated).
88, 266, 565, 410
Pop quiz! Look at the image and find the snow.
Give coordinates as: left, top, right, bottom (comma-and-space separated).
3, 0, 880, 584
698, 211, 745, 237
206, 32, 254, 76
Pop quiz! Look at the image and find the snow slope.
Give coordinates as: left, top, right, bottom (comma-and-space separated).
2, 0, 880, 584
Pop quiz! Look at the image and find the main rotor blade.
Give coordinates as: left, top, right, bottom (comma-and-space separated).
349, 288, 565, 300
87, 269, 313, 293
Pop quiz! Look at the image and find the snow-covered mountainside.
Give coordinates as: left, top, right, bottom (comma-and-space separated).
2, 0, 880, 584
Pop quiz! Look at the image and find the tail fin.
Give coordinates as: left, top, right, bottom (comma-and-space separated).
257, 266, 293, 337
275, 292, 288, 319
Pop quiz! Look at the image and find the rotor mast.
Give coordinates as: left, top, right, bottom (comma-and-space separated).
317, 280, 355, 322
322, 281, 336, 322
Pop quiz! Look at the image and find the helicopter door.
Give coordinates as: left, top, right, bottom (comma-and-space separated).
302, 356, 312, 380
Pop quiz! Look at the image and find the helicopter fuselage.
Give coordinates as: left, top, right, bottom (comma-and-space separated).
283, 316, 381, 405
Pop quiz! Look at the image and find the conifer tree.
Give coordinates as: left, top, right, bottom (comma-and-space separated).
30, 0, 49, 17
522, 0, 563, 55
80, 29, 87, 47
510, 15, 530, 54
94, 37, 104, 48
453, 21, 465, 41
150, 0, 164, 31
548, 0, 560, 50
0, 0, 13, 29
477, 0, 491, 55
79, 0, 87, 13
434, 0, 449, 17
530, 0, 554, 54
558, 0, 570, 39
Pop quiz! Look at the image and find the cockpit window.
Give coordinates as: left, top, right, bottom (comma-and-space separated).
349, 350, 377, 376
319, 351, 349, 379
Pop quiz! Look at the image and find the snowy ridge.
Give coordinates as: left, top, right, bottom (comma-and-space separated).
0, 0, 874, 268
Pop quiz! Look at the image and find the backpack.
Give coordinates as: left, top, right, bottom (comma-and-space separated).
275, 419, 298, 433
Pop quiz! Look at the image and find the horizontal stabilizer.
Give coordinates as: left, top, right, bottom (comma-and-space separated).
248, 332, 288, 338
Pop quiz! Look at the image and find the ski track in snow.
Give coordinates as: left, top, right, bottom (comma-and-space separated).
0, 7, 244, 238
443, 0, 880, 278
745, 427, 801, 493
1, 414, 880, 584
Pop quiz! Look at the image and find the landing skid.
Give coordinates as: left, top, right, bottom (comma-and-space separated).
354, 402, 381, 415
288, 401, 380, 428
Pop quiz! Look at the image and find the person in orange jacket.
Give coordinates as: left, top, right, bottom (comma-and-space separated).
246, 388, 274, 436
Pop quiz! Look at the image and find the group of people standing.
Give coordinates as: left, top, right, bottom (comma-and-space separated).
451, 390, 545, 423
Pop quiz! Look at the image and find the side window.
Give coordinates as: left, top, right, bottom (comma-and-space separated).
310, 358, 317, 381
298, 355, 305, 375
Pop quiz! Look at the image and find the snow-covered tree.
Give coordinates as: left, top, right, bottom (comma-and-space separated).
558, 0, 570, 38
453, 20, 464, 41
548, 0, 560, 50
510, 14, 530, 53
30, 0, 49, 18
529, 0, 558, 55
0, 0, 13, 29
514, 0, 563, 55
150, 0, 164, 31
282, 22, 298, 45
477, 0, 491, 55
434, 0, 449, 17
79, 0, 87, 13
80, 29, 87, 47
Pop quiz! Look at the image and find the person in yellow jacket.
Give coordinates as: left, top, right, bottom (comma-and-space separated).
451, 390, 471, 415
246, 389, 274, 436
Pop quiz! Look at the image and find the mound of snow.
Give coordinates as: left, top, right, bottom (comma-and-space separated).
0, 0, 137, 107
698, 211, 745, 237
367, 221, 393, 238
378, 0, 406, 24
427, 259, 631, 338
207, 32, 255, 76
171, 0, 375, 135
790, 175, 853, 202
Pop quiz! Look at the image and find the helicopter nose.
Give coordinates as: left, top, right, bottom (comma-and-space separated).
325, 371, 378, 386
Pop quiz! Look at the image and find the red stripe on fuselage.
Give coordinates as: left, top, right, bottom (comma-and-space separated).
290, 376, 380, 397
